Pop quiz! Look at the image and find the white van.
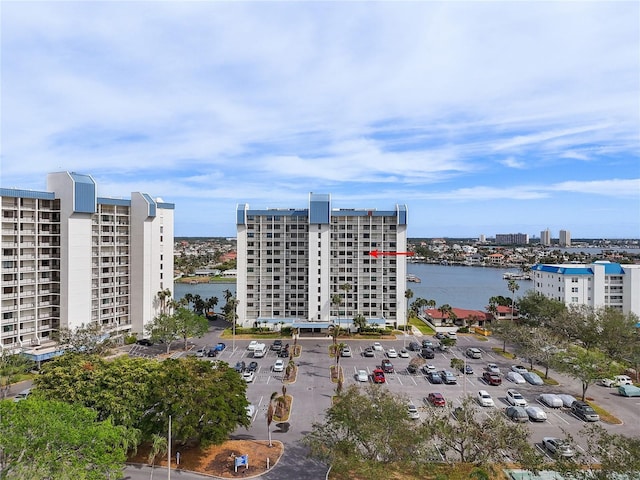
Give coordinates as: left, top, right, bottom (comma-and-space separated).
253, 343, 267, 358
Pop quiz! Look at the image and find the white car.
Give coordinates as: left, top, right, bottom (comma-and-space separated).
356, 369, 368, 382
486, 363, 501, 374
557, 394, 577, 408
247, 340, 259, 351
542, 437, 575, 458
446, 332, 457, 340
341, 346, 352, 357
506, 371, 526, 384
511, 365, 528, 375
242, 370, 255, 383
526, 405, 548, 422
601, 375, 633, 387
424, 364, 437, 374
245, 404, 256, 419
506, 389, 527, 407
387, 348, 398, 358
272, 359, 285, 372
398, 349, 409, 358
407, 403, 420, 420
195, 348, 206, 357
477, 390, 495, 407
538, 394, 563, 408
372, 342, 383, 351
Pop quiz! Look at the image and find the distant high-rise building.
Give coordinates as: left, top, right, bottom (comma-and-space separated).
479, 234, 486, 243
540, 229, 552, 246
495, 233, 529, 245
559, 230, 571, 247
236, 193, 408, 332
0, 172, 174, 356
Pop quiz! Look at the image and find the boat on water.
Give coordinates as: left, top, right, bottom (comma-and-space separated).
503, 272, 532, 280
406, 274, 421, 283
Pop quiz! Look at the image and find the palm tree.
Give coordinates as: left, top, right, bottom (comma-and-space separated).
404, 289, 414, 347
267, 391, 278, 447
157, 288, 172, 315
335, 342, 346, 366
438, 304, 453, 325
507, 279, 520, 321
331, 293, 342, 333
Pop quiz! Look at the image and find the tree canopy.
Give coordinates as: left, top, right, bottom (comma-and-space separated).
0, 397, 139, 480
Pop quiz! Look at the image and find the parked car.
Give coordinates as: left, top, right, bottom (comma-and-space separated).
409, 341, 421, 351
372, 368, 386, 383
439, 370, 457, 385
437, 343, 450, 352
506, 389, 527, 407
477, 390, 495, 407
136, 338, 153, 346
434, 332, 446, 340
247, 340, 259, 351
341, 345, 352, 357
381, 359, 394, 373
363, 347, 375, 357
601, 375, 633, 387
407, 403, 420, 419
505, 406, 528, 422
399, 349, 409, 358
542, 437, 575, 458
421, 347, 435, 359
522, 372, 544, 386
406, 364, 418, 374
485, 363, 501, 374
465, 347, 482, 359
506, 371, 526, 384
386, 348, 398, 358
278, 347, 290, 358
446, 332, 457, 340
271, 339, 283, 351
558, 394, 577, 408
483, 371, 502, 386
234, 361, 246, 373
618, 384, 640, 397
213, 342, 226, 351
206, 348, 218, 358
526, 405, 548, 422
423, 364, 437, 374
461, 364, 474, 375
421, 339, 434, 348
372, 342, 384, 351
195, 348, 206, 357
538, 394, 563, 408
13, 388, 31, 402
426, 392, 446, 407
242, 370, 255, 383
356, 369, 369, 382
511, 365, 528, 375
571, 400, 600, 422
428, 371, 443, 384
246, 404, 256, 419
272, 359, 285, 372
247, 361, 259, 372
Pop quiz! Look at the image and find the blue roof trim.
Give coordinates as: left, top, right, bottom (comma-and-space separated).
98, 197, 130, 206
532, 262, 626, 276
309, 193, 330, 224
292, 321, 334, 328
0, 188, 55, 200
141, 193, 156, 217
396, 204, 408, 225
156, 201, 174, 209
332, 210, 397, 217
245, 209, 308, 217
71, 173, 96, 214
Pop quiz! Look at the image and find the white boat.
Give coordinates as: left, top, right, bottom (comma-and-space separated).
503, 272, 531, 280
406, 274, 421, 283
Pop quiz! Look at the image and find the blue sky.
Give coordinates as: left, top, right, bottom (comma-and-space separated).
1, 1, 639, 239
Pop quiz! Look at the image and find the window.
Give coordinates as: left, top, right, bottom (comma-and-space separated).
571, 287, 578, 293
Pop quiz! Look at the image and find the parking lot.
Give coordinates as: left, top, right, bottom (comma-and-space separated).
142, 329, 640, 463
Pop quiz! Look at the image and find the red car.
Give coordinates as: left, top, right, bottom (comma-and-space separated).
372, 368, 386, 384
483, 371, 502, 386
426, 392, 446, 407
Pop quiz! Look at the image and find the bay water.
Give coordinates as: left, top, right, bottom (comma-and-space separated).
173, 264, 532, 312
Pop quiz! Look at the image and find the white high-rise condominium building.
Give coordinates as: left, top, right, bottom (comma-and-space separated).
0, 172, 174, 356
531, 261, 640, 316
559, 230, 571, 247
540, 229, 551, 246
236, 193, 408, 332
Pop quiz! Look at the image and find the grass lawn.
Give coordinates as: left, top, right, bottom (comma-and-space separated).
409, 316, 435, 335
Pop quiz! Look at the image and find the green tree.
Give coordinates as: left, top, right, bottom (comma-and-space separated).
55, 322, 112, 355
597, 308, 638, 362
516, 290, 566, 327
554, 346, 618, 401
140, 357, 249, 447
437, 304, 453, 324
420, 395, 539, 472
507, 279, 520, 320
34, 354, 159, 429
157, 288, 173, 315
145, 312, 178, 353
579, 424, 640, 479
173, 306, 210, 350
404, 288, 414, 331
0, 398, 139, 480
353, 313, 367, 332
304, 385, 424, 468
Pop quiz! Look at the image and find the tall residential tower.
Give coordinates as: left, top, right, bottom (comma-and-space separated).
236, 194, 408, 332
0, 172, 174, 357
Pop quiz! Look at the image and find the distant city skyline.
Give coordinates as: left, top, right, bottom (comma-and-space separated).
1, 2, 639, 238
